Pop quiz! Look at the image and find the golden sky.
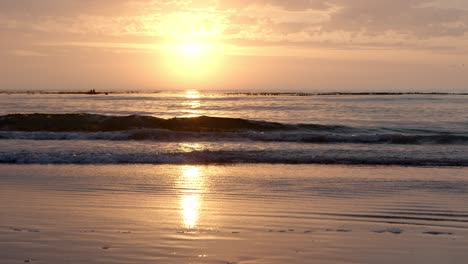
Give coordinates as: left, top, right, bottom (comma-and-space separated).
1, 0, 468, 91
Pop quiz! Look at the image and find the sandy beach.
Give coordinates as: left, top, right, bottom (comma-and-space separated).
1, 164, 467, 264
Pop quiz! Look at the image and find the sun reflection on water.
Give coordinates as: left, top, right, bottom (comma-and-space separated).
185, 90, 201, 99
180, 143, 204, 153
182, 90, 202, 117
179, 165, 205, 229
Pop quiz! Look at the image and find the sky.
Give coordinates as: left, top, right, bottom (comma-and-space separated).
1, 0, 468, 92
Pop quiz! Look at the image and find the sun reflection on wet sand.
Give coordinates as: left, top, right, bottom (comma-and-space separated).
181, 194, 200, 229
179, 165, 205, 229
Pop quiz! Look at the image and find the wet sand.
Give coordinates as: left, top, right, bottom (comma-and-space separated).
1, 164, 467, 263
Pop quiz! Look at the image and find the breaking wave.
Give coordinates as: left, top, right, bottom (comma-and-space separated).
1, 114, 467, 145
0, 130, 468, 145
1, 149, 467, 166
0, 113, 346, 132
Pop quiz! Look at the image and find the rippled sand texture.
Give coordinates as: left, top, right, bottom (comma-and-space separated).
1, 164, 467, 264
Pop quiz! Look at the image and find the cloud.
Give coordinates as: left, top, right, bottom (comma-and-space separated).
0, 0, 140, 16
12, 49, 48, 57
324, 0, 468, 38
1, 0, 468, 53
216, 0, 330, 11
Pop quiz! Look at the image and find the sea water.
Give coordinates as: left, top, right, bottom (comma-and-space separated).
0, 92, 467, 165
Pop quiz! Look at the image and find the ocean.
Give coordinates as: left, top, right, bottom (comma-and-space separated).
1, 91, 468, 166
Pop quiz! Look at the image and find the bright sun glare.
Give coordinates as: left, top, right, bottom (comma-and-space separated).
180, 166, 204, 229
157, 12, 229, 84
162, 39, 223, 83
182, 43, 203, 57
183, 166, 201, 178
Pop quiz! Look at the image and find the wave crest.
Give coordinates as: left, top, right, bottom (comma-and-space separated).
1, 114, 467, 145
0, 114, 324, 132
1, 130, 468, 145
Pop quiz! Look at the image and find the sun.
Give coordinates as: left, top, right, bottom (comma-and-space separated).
166, 42, 214, 63
161, 40, 224, 85
153, 10, 237, 86
182, 43, 203, 57
157, 14, 228, 84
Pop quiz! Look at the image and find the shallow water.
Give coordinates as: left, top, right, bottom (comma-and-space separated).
1, 164, 467, 264
1, 140, 468, 166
